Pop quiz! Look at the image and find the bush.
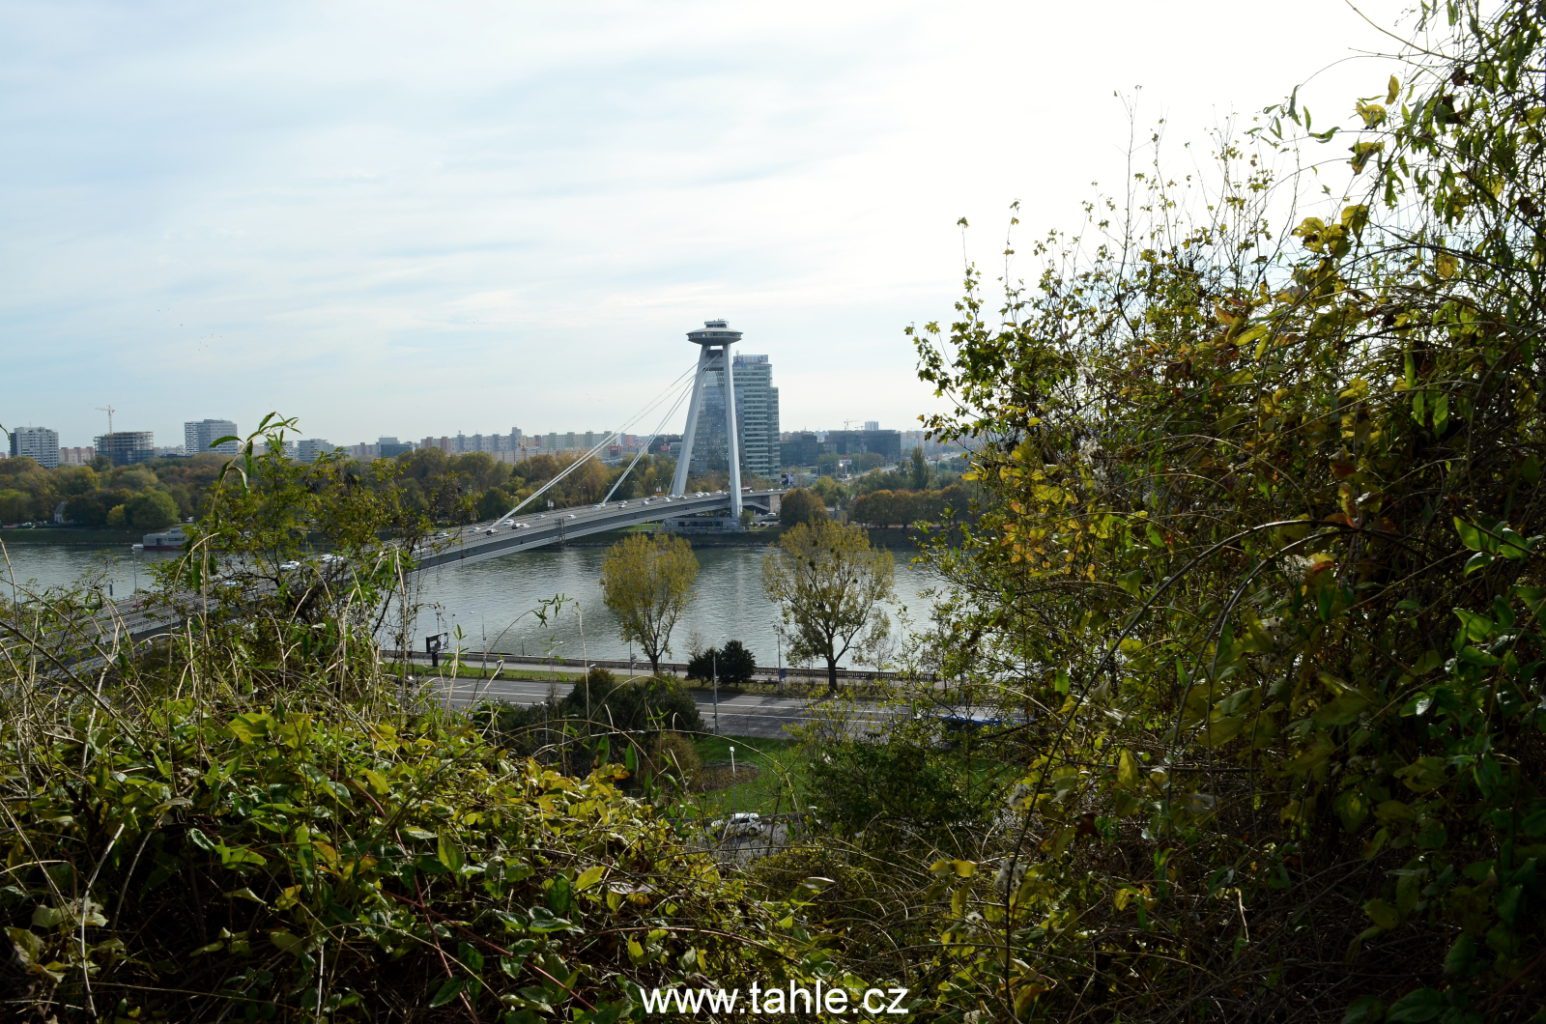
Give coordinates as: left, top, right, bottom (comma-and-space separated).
560, 673, 703, 734
642, 730, 701, 790
0, 699, 825, 1020
685, 641, 755, 684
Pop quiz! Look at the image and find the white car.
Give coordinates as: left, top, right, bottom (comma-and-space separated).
515, 522, 529, 529
566, 514, 576, 520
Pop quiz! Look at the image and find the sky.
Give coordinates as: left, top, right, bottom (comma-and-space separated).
0, 0, 1407, 449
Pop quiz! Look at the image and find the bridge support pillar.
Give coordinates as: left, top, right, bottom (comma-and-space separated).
670, 320, 744, 521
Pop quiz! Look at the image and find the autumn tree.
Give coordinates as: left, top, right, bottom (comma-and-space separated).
778, 487, 826, 527
599, 532, 699, 675
762, 519, 893, 694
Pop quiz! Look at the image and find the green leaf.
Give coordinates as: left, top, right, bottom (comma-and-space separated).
1454, 608, 1494, 642
1453, 517, 1485, 551
575, 865, 605, 891
269, 930, 305, 955
30, 906, 66, 929
1386, 987, 1445, 1022
428, 978, 465, 1009
436, 834, 464, 874
228, 713, 272, 745
1362, 898, 1399, 930
1443, 933, 1475, 977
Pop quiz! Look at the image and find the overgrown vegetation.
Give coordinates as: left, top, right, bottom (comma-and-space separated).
895, 1, 1546, 1018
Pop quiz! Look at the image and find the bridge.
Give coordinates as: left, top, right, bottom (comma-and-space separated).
417, 488, 782, 570
74, 318, 785, 642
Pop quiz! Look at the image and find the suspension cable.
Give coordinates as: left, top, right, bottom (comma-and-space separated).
599, 372, 695, 506
499, 361, 698, 521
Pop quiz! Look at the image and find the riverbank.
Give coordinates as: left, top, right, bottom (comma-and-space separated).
1, 526, 143, 547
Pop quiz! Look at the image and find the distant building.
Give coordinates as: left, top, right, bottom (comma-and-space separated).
827, 429, 902, 464
377, 436, 413, 459
8, 426, 60, 468
295, 438, 340, 463
780, 428, 902, 468
780, 431, 823, 468
184, 419, 239, 455
59, 446, 95, 466
864, 420, 879, 432
95, 431, 155, 466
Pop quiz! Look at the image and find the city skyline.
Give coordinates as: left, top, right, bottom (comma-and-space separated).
0, 2, 1401, 447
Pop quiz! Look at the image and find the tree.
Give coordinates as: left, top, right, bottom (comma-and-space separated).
908, 446, 930, 489
778, 487, 825, 527
717, 639, 755, 683
599, 532, 698, 675
125, 490, 180, 530
762, 519, 893, 694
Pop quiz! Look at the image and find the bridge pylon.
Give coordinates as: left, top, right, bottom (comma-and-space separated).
670, 319, 743, 519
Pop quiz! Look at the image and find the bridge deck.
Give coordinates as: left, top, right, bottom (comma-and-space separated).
415, 489, 780, 570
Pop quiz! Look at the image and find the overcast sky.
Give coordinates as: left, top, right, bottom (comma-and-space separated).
1, 0, 1404, 448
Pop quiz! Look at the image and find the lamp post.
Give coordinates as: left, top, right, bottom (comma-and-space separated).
711, 645, 720, 735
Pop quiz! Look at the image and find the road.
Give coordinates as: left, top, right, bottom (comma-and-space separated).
421, 674, 901, 740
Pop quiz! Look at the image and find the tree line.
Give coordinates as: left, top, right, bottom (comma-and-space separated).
0, 444, 736, 531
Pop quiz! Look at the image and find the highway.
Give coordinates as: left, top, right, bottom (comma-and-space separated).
421, 674, 901, 740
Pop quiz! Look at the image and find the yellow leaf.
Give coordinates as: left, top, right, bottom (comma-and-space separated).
1386, 75, 1399, 103
1117, 750, 1139, 788
576, 865, 605, 891
1436, 251, 1458, 279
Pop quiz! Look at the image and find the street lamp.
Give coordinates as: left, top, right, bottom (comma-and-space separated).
775, 629, 783, 689
711, 644, 720, 735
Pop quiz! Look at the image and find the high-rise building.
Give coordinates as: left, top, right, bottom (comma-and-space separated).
689, 352, 780, 481
95, 431, 155, 466
59, 446, 95, 466
732, 354, 780, 479
8, 426, 60, 468
184, 419, 239, 455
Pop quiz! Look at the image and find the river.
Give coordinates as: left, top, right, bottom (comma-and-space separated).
0, 535, 941, 669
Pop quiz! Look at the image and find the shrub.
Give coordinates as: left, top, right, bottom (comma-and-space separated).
561, 673, 703, 734
0, 700, 828, 1020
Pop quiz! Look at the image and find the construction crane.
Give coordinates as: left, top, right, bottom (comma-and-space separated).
96, 405, 116, 434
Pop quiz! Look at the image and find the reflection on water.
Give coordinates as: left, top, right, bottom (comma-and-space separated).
396, 542, 940, 668
1, 537, 941, 669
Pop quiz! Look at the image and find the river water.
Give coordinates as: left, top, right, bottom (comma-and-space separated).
0, 536, 942, 669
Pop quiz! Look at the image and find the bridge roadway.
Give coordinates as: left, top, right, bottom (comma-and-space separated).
416, 489, 781, 570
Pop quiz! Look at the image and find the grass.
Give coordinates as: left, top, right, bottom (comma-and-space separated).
684, 734, 808, 818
